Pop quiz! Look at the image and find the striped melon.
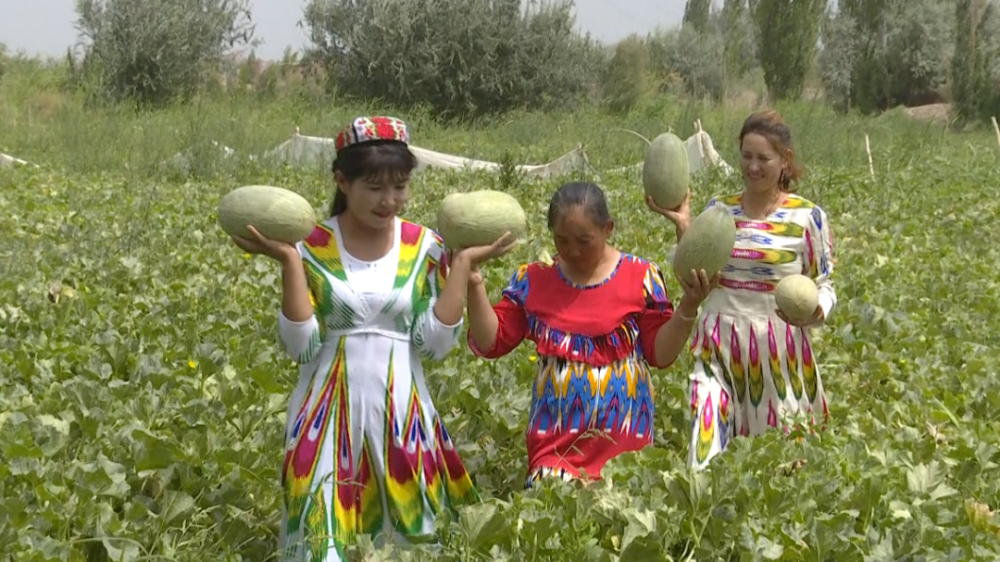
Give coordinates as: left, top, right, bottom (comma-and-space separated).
437, 190, 527, 249
672, 204, 736, 284
643, 132, 690, 210
218, 185, 317, 244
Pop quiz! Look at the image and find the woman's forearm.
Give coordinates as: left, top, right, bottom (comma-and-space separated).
466, 279, 499, 351
652, 298, 698, 367
280, 252, 313, 322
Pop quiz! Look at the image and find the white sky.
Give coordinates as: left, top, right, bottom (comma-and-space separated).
1, 0, 690, 60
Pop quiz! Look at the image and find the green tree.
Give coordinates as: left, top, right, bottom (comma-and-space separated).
820, 0, 953, 114
721, 0, 755, 91
74, 0, 257, 106
683, 0, 712, 32
301, 0, 602, 119
599, 34, 650, 113
952, 0, 1000, 122
749, 0, 827, 101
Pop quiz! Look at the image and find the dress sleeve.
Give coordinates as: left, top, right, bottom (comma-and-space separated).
411, 235, 463, 361
468, 265, 529, 359
805, 205, 837, 321
277, 247, 323, 365
637, 261, 675, 368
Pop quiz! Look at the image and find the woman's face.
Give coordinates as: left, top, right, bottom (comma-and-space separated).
551, 206, 611, 272
339, 173, 410, 229
740, 132, 787, 194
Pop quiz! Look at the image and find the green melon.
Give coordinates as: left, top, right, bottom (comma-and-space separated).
642, 132, 690, 210
437, 190, 527, 249
218, 185, 317, 244
672, 204, 736, 284
774, 274, 819, 322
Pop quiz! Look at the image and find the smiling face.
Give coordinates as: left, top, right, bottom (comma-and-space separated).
337, 171, 410, 229
330, 142, 416, 229
551, 205, 612, 273
739, 132, 789, 195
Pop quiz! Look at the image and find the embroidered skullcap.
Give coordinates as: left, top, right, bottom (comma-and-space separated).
334, 116, 410, 153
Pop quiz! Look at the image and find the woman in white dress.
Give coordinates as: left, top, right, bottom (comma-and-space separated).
648, 110, 837, 469
230, 116, 514, 560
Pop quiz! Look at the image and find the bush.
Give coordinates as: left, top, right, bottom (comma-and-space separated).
301, 0, 602, 119
74, 0, 257, 106
599, 35, 651, 113
648, 27, 726, 101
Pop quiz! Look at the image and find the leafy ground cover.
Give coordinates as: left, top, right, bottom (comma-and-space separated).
3, 86, 1000, 560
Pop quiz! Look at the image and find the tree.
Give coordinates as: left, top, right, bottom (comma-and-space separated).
820, 0, 953, 114
683, 0, 712, 33
749, 0, 827, 101
952, 0, 1000, 122
600, 34, 650, 113
301, 0, 602, 119
74, 0, 257, 106
721, 0, 755, 91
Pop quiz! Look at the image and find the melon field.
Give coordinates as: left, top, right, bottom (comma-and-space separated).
3, 90, 1000, 561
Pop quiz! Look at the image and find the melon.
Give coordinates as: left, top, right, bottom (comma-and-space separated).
774, 274, 819, 323
218, 185, 317, 244
671, 204, 736, 285
437, 190, 527, 249
642, 132, 690, 210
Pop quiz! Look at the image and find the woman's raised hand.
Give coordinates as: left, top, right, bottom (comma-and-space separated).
231, 225, 299, 263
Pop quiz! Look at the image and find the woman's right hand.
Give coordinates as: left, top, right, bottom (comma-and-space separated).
231, 225, 298, 264
646, 189, 692, 233
452, 231, 518, 268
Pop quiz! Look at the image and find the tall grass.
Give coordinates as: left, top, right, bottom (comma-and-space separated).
3, 56, 994, 186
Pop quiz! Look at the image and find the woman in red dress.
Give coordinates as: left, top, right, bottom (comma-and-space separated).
463, 181, 717, 487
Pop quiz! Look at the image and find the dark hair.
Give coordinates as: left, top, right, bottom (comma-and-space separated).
546, 182, 613, 229
329, 141, 419, 216
738, 109, 804, 193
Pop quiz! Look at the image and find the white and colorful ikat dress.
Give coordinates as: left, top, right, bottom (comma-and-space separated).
275, 216, 480, 561
686, 193, 836, 470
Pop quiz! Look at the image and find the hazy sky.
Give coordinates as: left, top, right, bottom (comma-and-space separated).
1, 0, 688, 60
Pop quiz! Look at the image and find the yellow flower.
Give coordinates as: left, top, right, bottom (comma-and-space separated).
529, 355, 537, 362
243, 253, 251, 259
188, 360, 197, 369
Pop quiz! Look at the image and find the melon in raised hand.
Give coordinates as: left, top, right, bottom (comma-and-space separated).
218, 185, 317, 244
642, 132, 690, 210
774, 274, 819, 323
671, 204, 736, 285
437, 190, 528, 249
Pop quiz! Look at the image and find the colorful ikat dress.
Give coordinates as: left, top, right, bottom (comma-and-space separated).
470, 253, 676, 487
687, 193, 836, 470
276, 216, 480, 561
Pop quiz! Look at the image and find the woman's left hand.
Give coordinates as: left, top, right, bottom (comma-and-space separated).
677, 268, 720, 314
776, 306, 824, 327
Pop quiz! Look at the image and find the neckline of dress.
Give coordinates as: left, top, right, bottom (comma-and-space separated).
553, 252, 626, 290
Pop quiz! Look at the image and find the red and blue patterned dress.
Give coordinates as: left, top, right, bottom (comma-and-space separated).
469, 253, 676, 487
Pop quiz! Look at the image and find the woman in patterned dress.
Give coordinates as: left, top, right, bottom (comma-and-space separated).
230, 116, 514, 560
464, 181, 719, 488
647, 109, 837, 470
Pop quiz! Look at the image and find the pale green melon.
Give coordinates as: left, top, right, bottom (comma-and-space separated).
672, 204, 736, 285
774, 274, 819, 322
642, 132, 690, 210
437, 190, 527, 249
218, 185, 317, 244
